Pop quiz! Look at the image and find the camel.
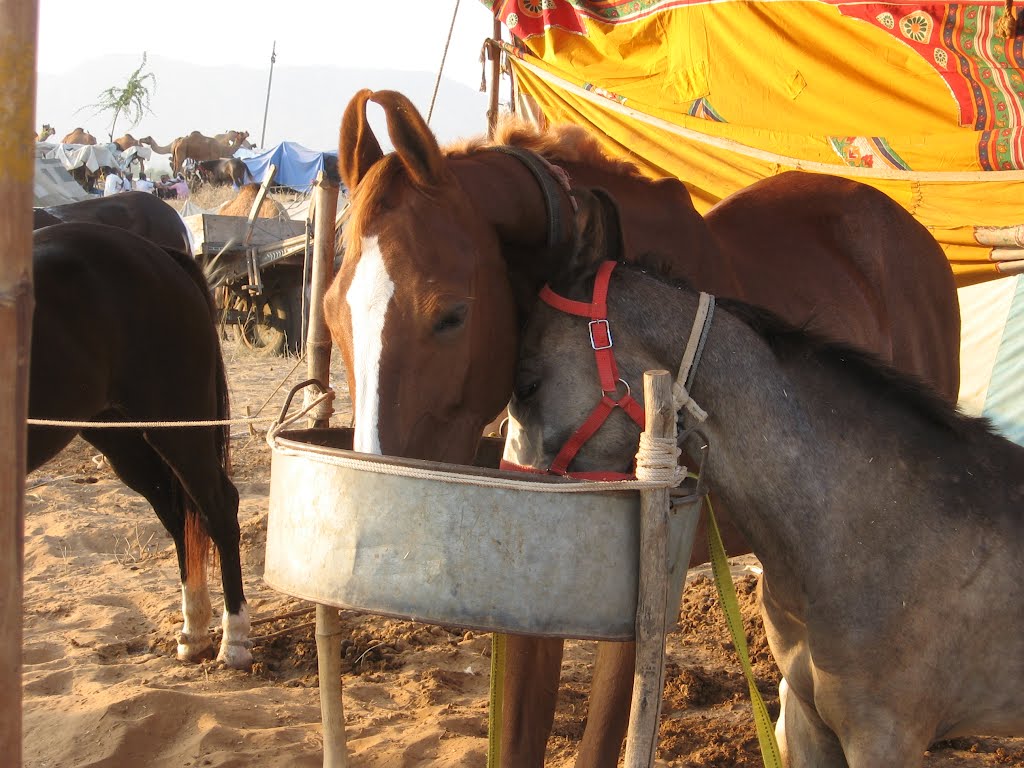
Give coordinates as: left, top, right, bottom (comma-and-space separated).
139, 136, 174, 154
113, 134, 141, 151
171, 132, 243, 174
60, 128, 96, 145
218, 183, 287, 219
35, 124, 54, 142
141, 132, 252, 173
214, 130, 253, 149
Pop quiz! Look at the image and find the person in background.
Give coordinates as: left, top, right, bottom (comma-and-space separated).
134, 172, 155, 194
171, 173, 190, 200
120, 171, 133, 193
103, 168, 122, 197
156, 174, 173, 199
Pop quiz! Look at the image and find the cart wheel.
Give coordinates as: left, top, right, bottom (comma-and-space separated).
237, 295, 287, 356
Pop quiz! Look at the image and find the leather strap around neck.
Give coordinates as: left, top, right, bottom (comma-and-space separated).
490, 145, 575, 250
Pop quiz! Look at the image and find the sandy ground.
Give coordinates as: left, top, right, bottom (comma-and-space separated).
22, 334, 1024, 767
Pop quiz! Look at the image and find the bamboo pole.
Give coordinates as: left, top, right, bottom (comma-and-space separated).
0, 1, 37, 763
623, 370, 674, 768
303, 172, 347, 768
487, 18, 502, 138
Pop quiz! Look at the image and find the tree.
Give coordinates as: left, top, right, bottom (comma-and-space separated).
85, 53, 157, 142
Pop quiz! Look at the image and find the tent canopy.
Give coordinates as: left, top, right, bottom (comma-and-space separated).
492, 0, 1024, 286
238, 141, 340, 193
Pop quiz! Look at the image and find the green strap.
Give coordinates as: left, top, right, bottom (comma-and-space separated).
487, 631, 506, 768
706, 496, 784, 768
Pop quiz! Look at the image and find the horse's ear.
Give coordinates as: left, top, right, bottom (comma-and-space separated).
548, 187, 617, 297
572, 187, 623, 272
339, 88, 384, 191
590, 187, 623, 262
369, 90, 447, 187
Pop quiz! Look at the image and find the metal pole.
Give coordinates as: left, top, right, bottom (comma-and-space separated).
0, 0, 38, 763
259, 41, 277, 149
304, 173, 347, 768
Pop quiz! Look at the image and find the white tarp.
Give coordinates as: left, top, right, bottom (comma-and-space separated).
958, 275, 1024, 446
42, 142, 151, 173
33, 157, 89, 207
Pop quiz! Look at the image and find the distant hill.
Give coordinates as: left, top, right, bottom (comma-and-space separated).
36, 53, 491, 156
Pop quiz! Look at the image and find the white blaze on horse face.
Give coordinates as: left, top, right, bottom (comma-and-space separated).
346, 235, 395, 455
502, 411, 541, 469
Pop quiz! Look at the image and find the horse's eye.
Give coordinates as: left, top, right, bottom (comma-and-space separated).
515, 380, 540, 402
433, 303, 468, 335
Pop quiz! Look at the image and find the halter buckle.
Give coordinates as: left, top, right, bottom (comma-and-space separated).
589, 319, 613, 350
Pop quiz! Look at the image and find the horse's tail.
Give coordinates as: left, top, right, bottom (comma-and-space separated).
163, 247, 232, 581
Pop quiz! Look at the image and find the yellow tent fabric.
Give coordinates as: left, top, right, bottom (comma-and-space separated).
488, 0, 1024, 286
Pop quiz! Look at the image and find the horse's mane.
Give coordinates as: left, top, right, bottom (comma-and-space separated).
716, 296, 984, 440
618, 262, 980, 441
445, 116, 647, 179
347, 117, 647, 248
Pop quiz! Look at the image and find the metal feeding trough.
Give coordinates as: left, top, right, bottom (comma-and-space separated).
264, 427, 699, 640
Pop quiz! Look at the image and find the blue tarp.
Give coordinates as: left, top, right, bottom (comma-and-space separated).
238, 141, 339, 193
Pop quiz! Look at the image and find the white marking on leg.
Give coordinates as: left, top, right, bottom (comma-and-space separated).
217, 601, 252, 669
177, 581, 213, 661
346, 235, 394, 455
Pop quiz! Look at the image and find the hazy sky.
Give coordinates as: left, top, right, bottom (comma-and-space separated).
37, 0, 498, 91
35, 0, 505, 155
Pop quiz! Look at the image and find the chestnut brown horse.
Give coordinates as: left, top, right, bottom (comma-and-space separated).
324, 89, 961, 766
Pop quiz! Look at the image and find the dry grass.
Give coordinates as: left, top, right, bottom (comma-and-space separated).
164, 186, 236, 213
165, 185, 309, 216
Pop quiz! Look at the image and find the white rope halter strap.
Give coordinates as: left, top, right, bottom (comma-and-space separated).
673, 291, 715, 423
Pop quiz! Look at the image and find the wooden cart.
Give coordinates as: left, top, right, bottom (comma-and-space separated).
185, 211, 311, 355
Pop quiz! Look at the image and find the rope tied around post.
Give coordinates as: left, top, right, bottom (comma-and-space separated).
634, 431, 684, 485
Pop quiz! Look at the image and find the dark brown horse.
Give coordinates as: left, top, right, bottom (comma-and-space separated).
33, 191, 192, 254
324, 89, 961, 766
197, 157, 251, 188
506, 190, 1024, 767
28, 222, 250, 668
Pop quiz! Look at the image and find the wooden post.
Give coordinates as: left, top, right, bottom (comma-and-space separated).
623, 370, 674, 768
303, 172, 347, 768
0, 1, 38, 764
242, 162, 277, 246
487, 18, 502, 138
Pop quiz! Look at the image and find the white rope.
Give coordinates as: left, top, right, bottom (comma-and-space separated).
672, 292, 713, 423
27, 415, 264, 429
267, 428, 675, 492
633, 431, 684, 485
27, 348, 314, 431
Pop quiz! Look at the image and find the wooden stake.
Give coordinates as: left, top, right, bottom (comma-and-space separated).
242, 162, 277, 246
623, 370, 674, 768
0, 1, 38, 763
304, 171, 347, 768
487, 19, 502, 138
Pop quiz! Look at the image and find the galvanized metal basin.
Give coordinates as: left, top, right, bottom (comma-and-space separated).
265, 428, 697, 640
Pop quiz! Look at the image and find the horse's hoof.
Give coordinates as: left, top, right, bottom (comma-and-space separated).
217, 640, 253, 670
177, 632, 215, 663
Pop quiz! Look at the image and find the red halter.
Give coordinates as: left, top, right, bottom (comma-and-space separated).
501, 261, 645, 481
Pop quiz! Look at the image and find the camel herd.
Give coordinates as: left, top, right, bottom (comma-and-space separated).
36, 125, 253, 173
